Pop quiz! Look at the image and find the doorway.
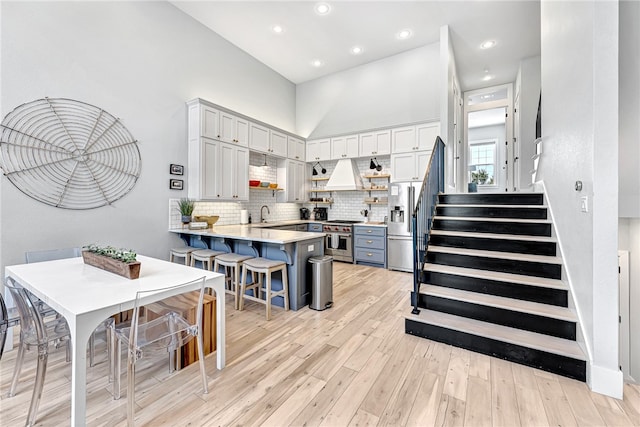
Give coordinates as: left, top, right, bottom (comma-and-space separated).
463, 84, 514, 193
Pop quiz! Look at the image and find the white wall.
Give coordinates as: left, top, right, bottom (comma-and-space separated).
296, 43, 440, 139
515, 56, 541, 191
0, 2, 296, 269
539, 0, 621, 397
619, 0, 640, 217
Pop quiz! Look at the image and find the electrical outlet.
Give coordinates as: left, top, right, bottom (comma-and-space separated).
308, 244, 314, 252
581, 196, 589, 213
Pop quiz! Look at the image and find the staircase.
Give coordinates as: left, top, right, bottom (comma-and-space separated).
405, 192, 587, 381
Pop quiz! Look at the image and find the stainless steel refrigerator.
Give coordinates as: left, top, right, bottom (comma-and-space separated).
387, 181, 421, 272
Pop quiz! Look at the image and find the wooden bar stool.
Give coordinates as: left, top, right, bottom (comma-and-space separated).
169, 246, 198, 266
190, 249, 225, 271
213, 253, 254, 310
239, 257, 289, 320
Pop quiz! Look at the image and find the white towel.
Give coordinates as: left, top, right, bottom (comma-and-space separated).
331, 233, 339, 249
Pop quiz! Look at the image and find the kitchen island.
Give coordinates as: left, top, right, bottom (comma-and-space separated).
169, 225, 325, 310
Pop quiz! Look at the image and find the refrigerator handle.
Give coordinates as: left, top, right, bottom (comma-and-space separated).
407, 186, 413, 233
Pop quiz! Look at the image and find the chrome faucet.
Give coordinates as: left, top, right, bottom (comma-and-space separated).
260, 205, 270, 223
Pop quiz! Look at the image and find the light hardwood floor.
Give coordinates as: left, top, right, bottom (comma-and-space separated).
1, 262, 639, 426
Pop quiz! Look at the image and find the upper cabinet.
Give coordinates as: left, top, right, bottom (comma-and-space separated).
287, 136, 305, 161
269, 130, 288, 158
416, 122, 440, 151
277, 159, 306, 203
330, 134, 359, 160
249, 123, 287, 158
306, 138, 331, 162
187, 100, 249, 201
198, 105, 219, 140
359, 130, 391, 157
219, 111, 249, 146
249, 122, 269, 153
390, 150, 433, 182
392, 122, 440, 154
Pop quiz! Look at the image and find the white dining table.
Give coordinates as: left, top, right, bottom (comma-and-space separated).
4, 254, 226, 426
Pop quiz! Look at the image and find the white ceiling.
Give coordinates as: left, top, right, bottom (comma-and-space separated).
171, 1, 540, 90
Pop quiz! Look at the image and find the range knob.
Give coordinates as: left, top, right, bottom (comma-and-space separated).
343, 227, 349, 232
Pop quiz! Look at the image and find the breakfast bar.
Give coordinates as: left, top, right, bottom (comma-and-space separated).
169, 225, 326, 310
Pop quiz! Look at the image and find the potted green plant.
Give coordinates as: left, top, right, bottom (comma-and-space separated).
178, 198, 195, 224
82, 244, 141, 279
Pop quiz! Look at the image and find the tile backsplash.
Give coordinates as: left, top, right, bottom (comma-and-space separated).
168, 154, 392, 229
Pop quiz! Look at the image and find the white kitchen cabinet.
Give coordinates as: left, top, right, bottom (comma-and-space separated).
287, 136, 305, 161
269, 130, 288, 157
391, 122, 440, 154
201, 106, 220, 139
249, 122, 270, 153
187, 135, 248, 201
188, 137, 219, 200
218, 142, 249, 200
416, 122, 440, 151
359, 129, 391, 157
277, 159, 306, 203
330, 134, 359, 160
391, 126, 416, 154
306, 138, 331, 162
250, 124, 287, 157
219, 111, 249, 146
390, 150, 433, 182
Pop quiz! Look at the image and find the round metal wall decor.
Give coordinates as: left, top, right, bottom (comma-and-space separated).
0, 97, 141, 209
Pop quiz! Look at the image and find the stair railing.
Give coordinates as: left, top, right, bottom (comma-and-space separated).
412, 136, 445, 315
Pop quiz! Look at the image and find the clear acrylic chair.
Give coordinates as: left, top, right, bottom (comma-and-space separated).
5, 277, 71, 427
0, 292, 7, 360
25, 247, 113, 367
111, 276, 209, 426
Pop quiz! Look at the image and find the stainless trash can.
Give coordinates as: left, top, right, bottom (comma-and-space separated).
309, 255, 333, 310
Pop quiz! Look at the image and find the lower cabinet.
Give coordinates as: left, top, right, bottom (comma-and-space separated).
308, 223, 323, 232
354, 225, 387, 268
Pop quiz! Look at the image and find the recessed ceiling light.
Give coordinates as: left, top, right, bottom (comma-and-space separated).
311, 59, 324, 68
314, 2, 331, 15
271, 25, 284, 34
482, 74, 494, 81
480, 40, 496, 49
396, 29, 412, 40
350, 46, 363, 55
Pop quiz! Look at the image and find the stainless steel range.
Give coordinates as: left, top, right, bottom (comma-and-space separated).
323, 220, 360, 263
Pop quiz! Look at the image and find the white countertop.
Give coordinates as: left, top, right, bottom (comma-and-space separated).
354, 222, 388, 228
169, 224, 325, 244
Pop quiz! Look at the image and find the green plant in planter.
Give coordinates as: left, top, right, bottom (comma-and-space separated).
84, 244, 137, 263
471, 169, 490, 185
177, 198, 195, 216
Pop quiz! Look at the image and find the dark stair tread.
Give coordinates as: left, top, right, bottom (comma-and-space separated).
406, 309, 586, 361
428, 245, 562, 265
422, 263, 566, 290
420, 285, 577, 322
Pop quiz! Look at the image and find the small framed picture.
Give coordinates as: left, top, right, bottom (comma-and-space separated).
170, 164, 184, 175
169, 179, 183, 190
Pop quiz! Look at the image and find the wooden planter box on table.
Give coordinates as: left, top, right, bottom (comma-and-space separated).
82, 250, 141, 279
146, 291, 217, 369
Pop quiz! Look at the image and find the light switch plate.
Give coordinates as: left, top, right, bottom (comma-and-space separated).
308, 244, 314, 252
581, 196, 589, 213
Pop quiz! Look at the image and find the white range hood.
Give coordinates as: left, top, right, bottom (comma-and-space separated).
325, 159, 363, 191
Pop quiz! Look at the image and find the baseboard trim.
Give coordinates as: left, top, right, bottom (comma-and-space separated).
588, 363, 623, 399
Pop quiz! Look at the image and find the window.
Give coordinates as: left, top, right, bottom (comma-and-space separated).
469, 139, 496, 185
